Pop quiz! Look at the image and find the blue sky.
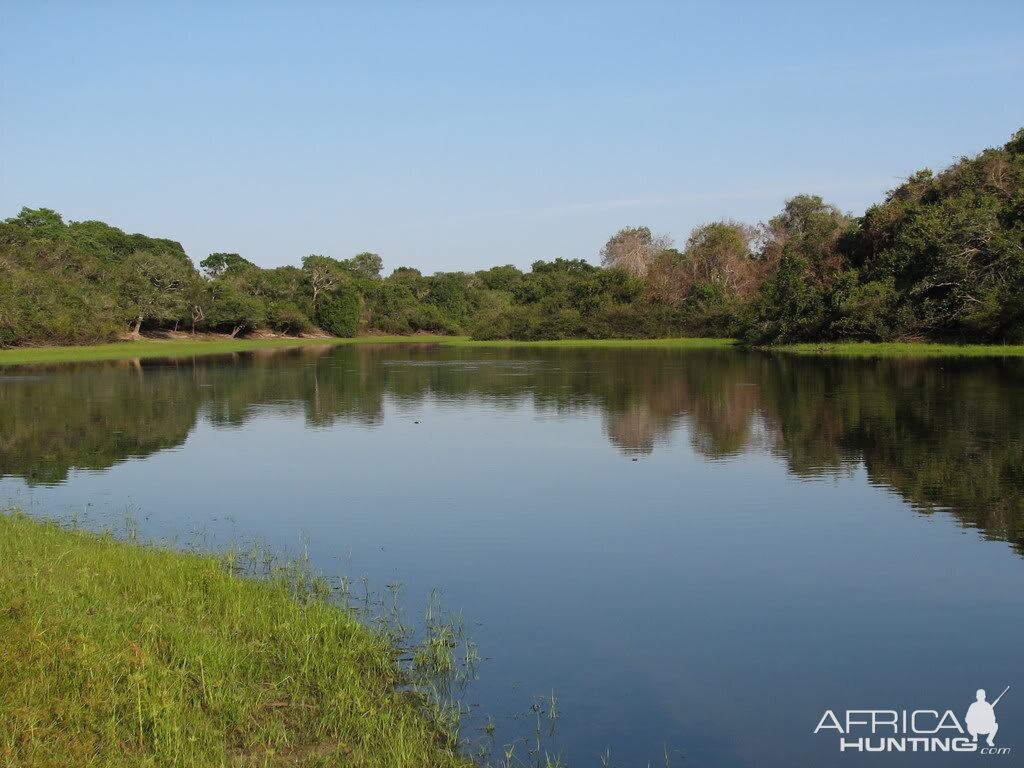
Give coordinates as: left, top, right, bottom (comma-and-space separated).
1, 1, 1021, 273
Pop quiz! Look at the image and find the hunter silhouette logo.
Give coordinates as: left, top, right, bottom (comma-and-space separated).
966, 687, 1009, 747
814, 685, 1012, 755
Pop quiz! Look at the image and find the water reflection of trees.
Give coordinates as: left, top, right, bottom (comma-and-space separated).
2, 345, 1021, 553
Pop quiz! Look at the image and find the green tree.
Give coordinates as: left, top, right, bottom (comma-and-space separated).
318, 292, 360, 337
4, 207, 66, 237
302, 254, 348, 314
345, 252, 384, 280
207, 284, 266, 337
116, 249, 194, 335
200, 253, 256, 278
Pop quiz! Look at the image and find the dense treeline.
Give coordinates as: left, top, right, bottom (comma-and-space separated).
2, 129, 1021, 346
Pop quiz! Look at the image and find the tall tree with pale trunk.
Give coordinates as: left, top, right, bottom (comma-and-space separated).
600, 226, 672, 277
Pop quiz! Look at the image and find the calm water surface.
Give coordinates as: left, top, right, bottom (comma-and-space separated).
2, 344, 1023, 767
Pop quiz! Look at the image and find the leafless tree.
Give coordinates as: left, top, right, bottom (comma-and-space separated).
644, 221, 766, 304
600, 226, 672, 277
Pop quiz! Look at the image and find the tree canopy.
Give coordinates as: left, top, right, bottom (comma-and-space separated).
2, 128, 1022, 346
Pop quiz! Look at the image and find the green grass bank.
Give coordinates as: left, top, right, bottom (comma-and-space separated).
4, 336, 1024, 368
0, 511, 469, 768
0, 337, 455, 367
0, 336, 737, 366
448, 337, 736, 349
772, 341, 1024, 357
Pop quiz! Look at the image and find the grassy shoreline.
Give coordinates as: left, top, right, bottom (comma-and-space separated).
3, 335, 1024, 367
0, 336, 455, 366
449, 337, 736, 349
771, 341, 1024, 357
0, 511, 469, 768
0, 336, 737, 366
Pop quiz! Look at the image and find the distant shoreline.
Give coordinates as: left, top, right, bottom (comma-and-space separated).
768, 341, 1024, 358
4, 335, 1024, 367
0, 335, 454, 366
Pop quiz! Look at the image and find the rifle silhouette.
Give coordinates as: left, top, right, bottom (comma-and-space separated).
992, 686, 1010, 708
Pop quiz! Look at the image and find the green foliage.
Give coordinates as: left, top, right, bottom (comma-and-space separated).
829, 275, 900, 340
5, 206, 66, 236
318, 291, 360, 337
117, 249, 196, 333
362, 280, 415, 333
411, 303, 462, 334
346, 251, 384, 280
0, 218, 125, 344
2, 127, 1022, 347
850, 135, 1024, 342
0, 265, 121, 346
207, 284, 266, 337
267, 300, 313, 334
678, 281, 749, 337
746, 130, 1024, 344
199, 252, 256, 278
477, 264, 523, 291
587, 302, 680, 339
745, 251, 830, 344
421, 272, 478, 331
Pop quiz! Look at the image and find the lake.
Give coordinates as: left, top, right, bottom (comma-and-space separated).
2, 343, 1022, 767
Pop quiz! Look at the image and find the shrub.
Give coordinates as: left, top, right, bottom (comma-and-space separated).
317, 292, 360, 337
267, 302, 313, 334
409, 304, 461, 334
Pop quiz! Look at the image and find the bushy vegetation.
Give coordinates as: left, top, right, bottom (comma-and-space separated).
743, 130, 1024, 344
2, 129, 1021, 346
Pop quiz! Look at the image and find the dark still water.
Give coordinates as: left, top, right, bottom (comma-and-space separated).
2, 344, 1023, 767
